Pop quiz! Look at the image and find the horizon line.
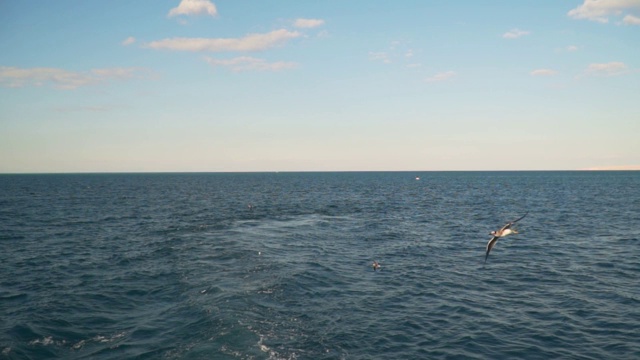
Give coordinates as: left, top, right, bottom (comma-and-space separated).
1, 168, 639, 175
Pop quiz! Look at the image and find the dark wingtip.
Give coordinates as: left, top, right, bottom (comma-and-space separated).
513, 211, 529, 223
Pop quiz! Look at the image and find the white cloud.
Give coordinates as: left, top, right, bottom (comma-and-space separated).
502, 28, 531, 39
293, 18, 325, 28
623, 14, 640, 24
168, 0, 217, 17
425, 71, 456, 83
146, 29, 301, 52
531, 69, 558, 76
586, 61, 628, 76
567, 45, 579, 52
205, 56, 298, 72
568, 0, 640, 23
0, 66, 142, 90
122, 37, 136, 46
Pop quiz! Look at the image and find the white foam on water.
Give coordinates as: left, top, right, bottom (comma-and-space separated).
72, 331, 126, 350
29, 336, 55, 346
257, 334, 300, 360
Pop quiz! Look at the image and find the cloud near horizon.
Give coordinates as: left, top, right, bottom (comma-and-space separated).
425, 71, 456, 83
204, 56, 298, 72
502, 28, 531, 39
568, 0, 640, 23
168, 0, 217, 17
581, 165, 640, 171
146, 29, 301, 52
0, 66, 143, 90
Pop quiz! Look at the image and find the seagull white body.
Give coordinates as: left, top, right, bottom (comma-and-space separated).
491, 228, 516, 238
485, 212, 528, 264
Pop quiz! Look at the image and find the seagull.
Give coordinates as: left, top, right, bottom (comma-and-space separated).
372, 261, 381, 271
485, 212, 528, 264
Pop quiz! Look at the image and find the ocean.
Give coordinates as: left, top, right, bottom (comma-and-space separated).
1, 171, 639, 359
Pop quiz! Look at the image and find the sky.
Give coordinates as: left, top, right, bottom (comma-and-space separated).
1, 0, 639, 173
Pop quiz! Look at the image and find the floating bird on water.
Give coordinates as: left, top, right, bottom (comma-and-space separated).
485, 212, 528, 264
372, 260, 381, 271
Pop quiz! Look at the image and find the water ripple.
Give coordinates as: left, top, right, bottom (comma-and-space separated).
1, 172, 639, 359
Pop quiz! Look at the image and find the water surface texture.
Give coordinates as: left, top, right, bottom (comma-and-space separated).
1, 172, 639, 359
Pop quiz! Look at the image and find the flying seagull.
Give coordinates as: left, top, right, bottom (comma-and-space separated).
485, 212, 528, 264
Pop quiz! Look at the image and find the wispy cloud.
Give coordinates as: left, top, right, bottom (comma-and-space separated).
293, 18, 325, 28
369, 40, 417, 66
567, 45, 579, 52
122, 37, 136, 46
0, 66, 144, 90
425, 71, 456, 83
568, 0, 640, 23
623, 14, 640, 25
168, 0, 217, 17
146, 29, 301, 52
586, 61, 628, 76
531, 69, 557, 76
368, 51, 391, 64
204, 56, 298, 72
502, 28, 531, 39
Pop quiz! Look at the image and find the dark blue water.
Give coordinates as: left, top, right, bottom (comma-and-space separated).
1, 172, 639, 359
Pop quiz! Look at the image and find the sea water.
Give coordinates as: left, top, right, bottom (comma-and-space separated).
1, 172, 639, 359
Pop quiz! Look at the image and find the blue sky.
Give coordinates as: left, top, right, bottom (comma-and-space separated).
1, 0, 639, 172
